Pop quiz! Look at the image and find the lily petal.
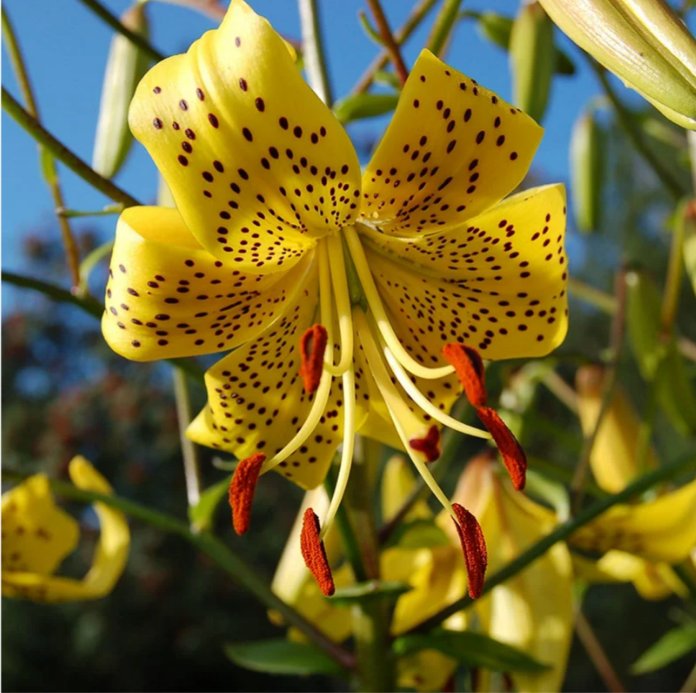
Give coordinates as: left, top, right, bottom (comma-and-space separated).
571, 478, 696, 564
361, 50, 543, 237
361, 184, 568, 359
1, 475, 79, 587
128, 0, 361, 273
103, 206, 314, 360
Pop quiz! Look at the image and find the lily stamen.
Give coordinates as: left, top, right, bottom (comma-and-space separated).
451, 502, 488, 599
443, 342, 528, 490
299, 324, 328, 394
229, 452, 266, 535
381, 343, 493, 441
300, 507, 335, 597
344, 226, 456, 382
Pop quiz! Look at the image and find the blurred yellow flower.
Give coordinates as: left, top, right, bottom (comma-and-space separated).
2, 457, 130, 602
575, 365, 696, 599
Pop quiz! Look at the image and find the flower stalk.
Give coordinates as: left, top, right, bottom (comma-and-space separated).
365, 0, 409, 85
297, 0, 333, 105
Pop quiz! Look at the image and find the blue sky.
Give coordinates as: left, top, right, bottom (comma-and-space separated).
1, 0, 603, 288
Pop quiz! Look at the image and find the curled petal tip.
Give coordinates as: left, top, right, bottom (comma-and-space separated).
442, 344, 487, 407
299, 324, 328, 394
476, 407, 527, 490
300, 508, 335, 597
409, 425, 441, 463
452, 502, 488, 599
228, 453, 266, 535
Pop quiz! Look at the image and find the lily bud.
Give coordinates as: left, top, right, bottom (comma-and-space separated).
538, 0, 696, 129
510, 2, 555, 123
570, 108, 603, 234
576, 365, 657, 493
92, 3, 151, 178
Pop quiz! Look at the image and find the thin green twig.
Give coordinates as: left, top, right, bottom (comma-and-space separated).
352, 0, 439, 94
173, 367, 202, 513
0, 469, 355, 671
2, 8, 82, 288
576, 611, 626, 693
77, 0, 165, 62
297, 0, 333, 106
365, 0, 409, 85
589, 60, 688, 200
2, 88, 140, 208
407, 451, 696, 634
1, 270, 205, 382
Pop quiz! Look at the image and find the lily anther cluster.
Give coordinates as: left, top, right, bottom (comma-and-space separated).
102, 0, 569, 596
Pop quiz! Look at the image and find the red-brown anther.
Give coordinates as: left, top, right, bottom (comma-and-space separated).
299, 324, 328, 394
451, 502, 488, 599
409, 425, 441, 462
228, 452, 266, 535
442, 344, 487, 407
300, 508, 335, 597
476, 407, 527, 491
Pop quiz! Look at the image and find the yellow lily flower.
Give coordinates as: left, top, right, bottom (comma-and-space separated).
103, 0, 567, 586
2, 457, 130, 602
575, 365, 696, 599
440, 454, 574, 693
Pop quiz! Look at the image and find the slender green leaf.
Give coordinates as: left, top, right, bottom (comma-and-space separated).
78, 240, 114, 292
372, 69, 402, 91
331, 580, 412, 606
358, 10, 385, 46
333, 93, 399, 124
224, 639, 347, 677
631, 625, 696, 675
394, 631, 550, 673
40, 148, 57, 186
188, 474, 232, 532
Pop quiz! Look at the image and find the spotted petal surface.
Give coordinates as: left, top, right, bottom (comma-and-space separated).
361, 184, 568, 358
187, 266, 370, 490
1, 476, 78, 580
103, 206, 314, 360
129, 0, 361, 274
361, 50, 543, 237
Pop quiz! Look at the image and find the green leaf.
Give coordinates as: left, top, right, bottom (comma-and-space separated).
78, 240, 114, 293
393, 631, 550, 673
372, 70, 402, 91
331, 580, 412, 606
224, 639, 347, 677
40, 147, 58, 186
333, 93, 400, 124
188, 474, 232, 532
358, 10, 384, 47
631, 624, 696, 675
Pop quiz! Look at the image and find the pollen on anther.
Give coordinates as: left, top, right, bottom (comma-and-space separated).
451, 503, 487, 599
300, 508, 335, 597
442, 344, 487, 407
299, 324, 328, 394
228, 452, 266, 535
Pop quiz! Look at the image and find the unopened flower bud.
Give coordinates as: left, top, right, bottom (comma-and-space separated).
92, 3, 151, 178
570, 108, 603, 234
539, 0, 696, 129
510, 2, 555, 123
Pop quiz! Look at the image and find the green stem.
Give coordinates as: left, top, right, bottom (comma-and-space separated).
343, 447, 396, 692
365, 0, 409, 85
77, 0, 165, 62
575, 611, 626, 693
1, 270, 206, 383
297, 0, 333, 106
173, 367, 202, 512
407, 452, 696, 634
571, 269, 627, 513
324, 465, 369, 583
426, 0, 465, 57
352, 0, 439, 94
589, 60, 687, 200
2, 87, 140, 208
2, 8, 82, 289
1, 469, 355, 671
59, 205, 124, 218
